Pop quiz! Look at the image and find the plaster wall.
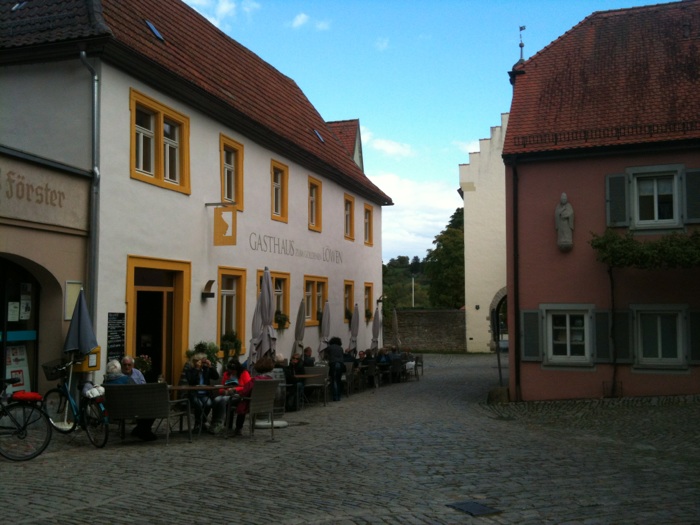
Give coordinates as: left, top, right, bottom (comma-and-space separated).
0, 61, 92, 170
459, 113, 508, 353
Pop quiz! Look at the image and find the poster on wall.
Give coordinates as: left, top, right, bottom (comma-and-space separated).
4, 345, 31, 394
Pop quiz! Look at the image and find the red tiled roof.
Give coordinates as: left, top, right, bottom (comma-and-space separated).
327, 119, 360, 157
0, 0, 392, 205
504, 0, 700, 156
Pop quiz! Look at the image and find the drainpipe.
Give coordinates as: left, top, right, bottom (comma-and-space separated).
511, 160, 521, 401
80, 51, 100, 323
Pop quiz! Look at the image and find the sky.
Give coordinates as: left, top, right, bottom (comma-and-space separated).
182, 0, 669, 262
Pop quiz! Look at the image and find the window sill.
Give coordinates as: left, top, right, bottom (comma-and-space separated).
542, 361, 595, 370
632, 364, 689, 374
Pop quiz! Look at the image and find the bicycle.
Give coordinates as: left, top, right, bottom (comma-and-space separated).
0, 377, 52, 461
42, 358, 109, 448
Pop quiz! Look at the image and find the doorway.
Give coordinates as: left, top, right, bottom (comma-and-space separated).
126, 257, 190, 385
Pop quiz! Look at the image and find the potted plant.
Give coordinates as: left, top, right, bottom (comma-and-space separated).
185, 341, 220, 369
274, 310, 289, 330
134, 354, 152, 374
345, 308, 353, 322
365, 308, 373, 322
220, 331, 242, 365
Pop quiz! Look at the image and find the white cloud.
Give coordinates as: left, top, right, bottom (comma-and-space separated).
215, 0, 236, 19
371, 138, 415, 158
453, 139, 480, 154
375, 37, 389, 51
368, 171, 462, 261
315, 20, 331, 31
292, 13, 309, 28
240, 0, 260, 15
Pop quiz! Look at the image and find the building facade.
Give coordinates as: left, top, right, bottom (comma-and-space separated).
503, 1, 700, 401
0, 0, 391, 391
459, 113, 509, 353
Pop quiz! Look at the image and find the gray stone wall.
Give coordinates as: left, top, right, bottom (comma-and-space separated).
382, 309, 467, 353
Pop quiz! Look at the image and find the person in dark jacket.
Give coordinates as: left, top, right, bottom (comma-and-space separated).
326, 336, 345, 401
184, 354, 220, 432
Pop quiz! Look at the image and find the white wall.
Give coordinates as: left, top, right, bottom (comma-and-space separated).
459, 113, 508, 353
96, 64, 384, 362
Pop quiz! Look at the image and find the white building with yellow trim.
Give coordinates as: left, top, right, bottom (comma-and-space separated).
0, 0, 391, 389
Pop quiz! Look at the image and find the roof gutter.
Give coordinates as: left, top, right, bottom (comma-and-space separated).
80, 50, 100, 323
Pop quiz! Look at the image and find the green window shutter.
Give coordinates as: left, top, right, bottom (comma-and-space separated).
606, 174, 629, 227
689, 311, 700, 364
612, 311, 633, 363
684, 170, 700, 224
521, 310, 542, 361
594, 311, 611, 362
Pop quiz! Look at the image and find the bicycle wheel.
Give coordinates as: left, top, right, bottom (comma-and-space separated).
43, 388, 77, 433
83, 399, 109, 448
0, 403, 53, 461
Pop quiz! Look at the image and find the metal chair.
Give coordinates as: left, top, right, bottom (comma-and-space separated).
341, 362, 355, 397
414, 354, 424, 377
303, 366, 328, 406
246, 379, 281, 441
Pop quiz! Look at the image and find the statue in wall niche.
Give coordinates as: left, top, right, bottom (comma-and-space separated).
555, 192, 574, 252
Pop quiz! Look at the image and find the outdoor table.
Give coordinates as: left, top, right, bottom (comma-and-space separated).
168, 384, 227, 434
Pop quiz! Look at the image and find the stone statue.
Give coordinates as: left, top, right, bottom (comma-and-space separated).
555, 192, 574, 252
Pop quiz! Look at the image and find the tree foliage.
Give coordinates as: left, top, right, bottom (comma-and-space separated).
424, 208, 465, 308
590, 229, 700, 269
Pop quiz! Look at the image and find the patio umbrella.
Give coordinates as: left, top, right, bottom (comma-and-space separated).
250, 267, 277, 369
348, 303, 359, 356
370, 306, 381, 352
317, 300, 330, 360
293, 299, 305, 355
63, 289, 98, 355
392, 308, 401, 351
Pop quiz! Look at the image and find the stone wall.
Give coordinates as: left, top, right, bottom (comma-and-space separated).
382, 309, 466, 353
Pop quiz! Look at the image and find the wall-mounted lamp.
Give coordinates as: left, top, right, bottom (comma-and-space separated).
376, 294, 385, 305
201, 280, 216, 300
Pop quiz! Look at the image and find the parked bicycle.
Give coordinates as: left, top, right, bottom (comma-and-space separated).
0, 377, 52, 461
42, 358, 109, 448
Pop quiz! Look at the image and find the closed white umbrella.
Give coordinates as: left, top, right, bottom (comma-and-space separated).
370, 306, 381, 352
293, 299, 305, 355
250, 267, 277, 370
317, 300, 330, 360
348, 303, 360, 355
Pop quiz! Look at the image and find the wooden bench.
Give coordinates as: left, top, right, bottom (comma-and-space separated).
103, 383, 192, 444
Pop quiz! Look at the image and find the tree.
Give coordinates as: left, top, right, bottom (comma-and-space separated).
423, 208, 465, 308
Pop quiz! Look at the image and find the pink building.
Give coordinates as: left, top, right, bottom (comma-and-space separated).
503, 1, 700, 401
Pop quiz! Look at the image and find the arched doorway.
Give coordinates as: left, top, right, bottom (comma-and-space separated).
0, 258, 41, 390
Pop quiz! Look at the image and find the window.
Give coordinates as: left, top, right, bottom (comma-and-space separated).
257, 270, 290, 327
344, 280, 354, 323
130, 89, 190, 194
542, 305, 594, 365
606, 164, 700, 229
218, 268, 246, 353
304, 275, 328, 326
271, 160, 288, 223
308, 176, 322, 232
633, 305, 686, 367
364, 204, 374, 245
364, 283, 373, 319
344, 194, 355, 240
220, 135, 244, 209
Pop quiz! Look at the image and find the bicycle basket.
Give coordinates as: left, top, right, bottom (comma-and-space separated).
42, 359, 68, 381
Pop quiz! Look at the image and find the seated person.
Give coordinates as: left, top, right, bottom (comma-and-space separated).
103, 359, 157, 441
214, 359, 251, 431
285, 353, 305, 411
184, 353, 220, 432
121, 355, 146, 384
232, 357, 275, 436
302, 346, 316, 367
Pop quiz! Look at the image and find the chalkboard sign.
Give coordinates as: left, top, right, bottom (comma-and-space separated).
107, 312, 125, 362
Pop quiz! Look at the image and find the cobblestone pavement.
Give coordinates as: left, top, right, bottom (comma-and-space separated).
2, 354, 699, 525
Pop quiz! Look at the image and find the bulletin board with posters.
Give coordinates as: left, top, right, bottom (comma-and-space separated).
5, 345, 31, 394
